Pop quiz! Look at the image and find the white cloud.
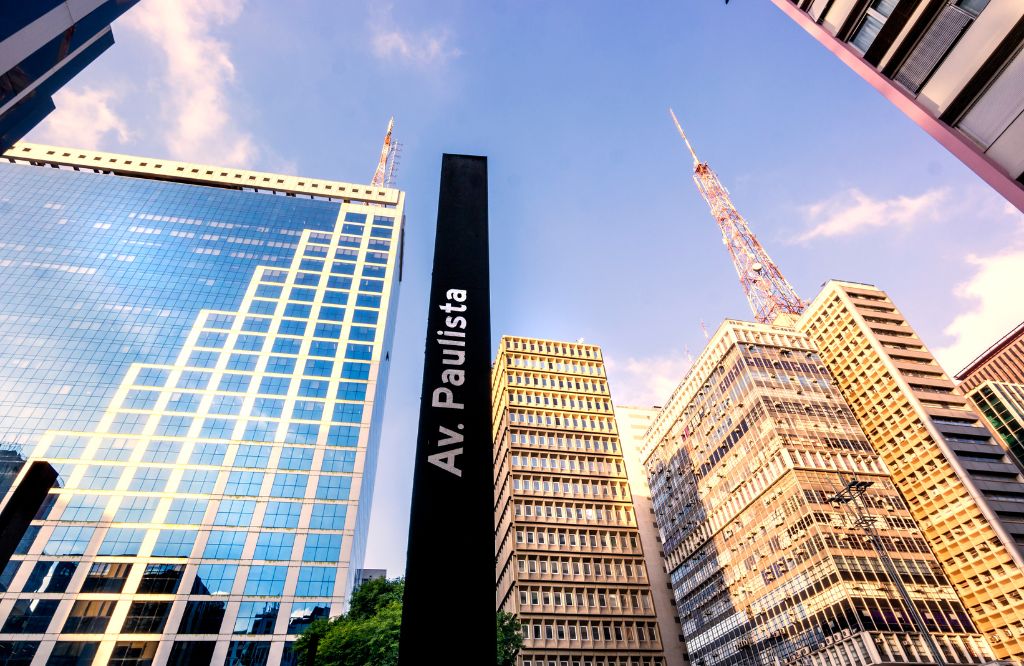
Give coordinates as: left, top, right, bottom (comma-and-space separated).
121, 0, 255, 167
796, 187, 947, 242
605, 350, 692, 408
934, 248, 1024, 376
33, 87, 131, 149
369, 5, 460, 67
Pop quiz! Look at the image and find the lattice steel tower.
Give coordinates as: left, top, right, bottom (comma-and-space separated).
670, 108, 805, 324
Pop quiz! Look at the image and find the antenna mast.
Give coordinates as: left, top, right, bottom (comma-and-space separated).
372, 116, 396, 187
669, 108, 805, 324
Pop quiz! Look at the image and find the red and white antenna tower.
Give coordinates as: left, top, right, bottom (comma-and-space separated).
669, 108, 805, 325
371, 116, 397, 187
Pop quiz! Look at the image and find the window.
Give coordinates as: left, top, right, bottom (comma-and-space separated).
225, 472, 264, 496
324, 288, 348, 303
22, 561, 76, 593
2, 600, 59, 633
263, 502, 302, 528
278, 320, 307, 336
44, 526, 95, 556
178, 469, 218, 494
309, 341, 337, 358
178, 601, 227, 634
156, 415, 192, 437
310, 504, 347, 530
123, 390, 158, 410
299, 380, 329, 398
214, 500, 256, 526
61, 495, 108, 522
166, 498, 209, 524
322, 450, 356, 473
143, 440, 181, 463
226, 642, 271, 666
253, 398, 284, 418
345, 344, 373, 360
244, 566, 287, 596
332, 403, 363, 423
210, 396, 242, 415
316, 475, 352, 500
292, 401, 324, 420
218, 373, 251, 392
258, 377, 291, 396
850, 0, 897, 52
98, 528, 146, 556
115, 497, 159, 523
286, 423, 319, 445
235, 445, 271, 468
350, 326, 375, 342
192, 564, 237, 595
200, 418, 236, 439
302, 534, 342, 562
296, 567, 336, 596
283, 303, 311, 319
138, 564, 184, 594
235, 335, 265, 352
280, 447, 314, 470
122, 601, 171, 633
152, 530, 197, 558
313, 323, 342, 339
81, 563, 131, 593
254, 532, 295, 560
352, 310, 378, 325
204, 531, 248, 559
356, 294, 380, 308
243, 419, 280, 442
233, 602, 279, 634
337, 382, 367, 401
271, 473, 309, 498
327, 426, 359, 447
341, 362, 370, 380
167, 642, 216, 665
318, 306, 344, 322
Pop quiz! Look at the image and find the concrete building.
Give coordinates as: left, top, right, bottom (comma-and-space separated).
615, 406, 688, 666
643, 319, 993, 666
798, 280, 1024, 661
0, 1, 140, 151
770, 0, 1024, 212
492, 336, 671, 666
0, 143, 405, 665
353, 568, 387, 588
956, 321, 1024, 392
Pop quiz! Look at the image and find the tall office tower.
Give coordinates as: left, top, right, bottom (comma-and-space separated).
492, 337, 670, 666
643, 319, 995, 666
0, 143, 404, 666
0, 1, 140, 151
956, 321, 1024, 392
770, 0, 1024, 212
614, 406, 688, 666
798, 280, 1024, 661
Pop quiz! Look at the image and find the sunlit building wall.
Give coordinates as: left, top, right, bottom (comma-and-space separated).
956, 321, 1024, 392
492, 337, 670, 666
798, 280, 1024, 661
642, 319, 993, 666
614, 406, 688, 666
0, 143, 404, 666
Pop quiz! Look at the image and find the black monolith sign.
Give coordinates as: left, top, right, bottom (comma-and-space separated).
399, 155, 494, 663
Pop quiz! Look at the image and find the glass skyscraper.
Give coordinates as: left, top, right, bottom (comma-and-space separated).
0, 143, 404, 666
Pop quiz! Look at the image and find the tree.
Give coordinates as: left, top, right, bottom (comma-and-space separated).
497, 610, 524, 666
293, 577, 525, 666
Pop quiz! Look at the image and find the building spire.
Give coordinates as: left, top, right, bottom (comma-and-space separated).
671, 109, 806, 324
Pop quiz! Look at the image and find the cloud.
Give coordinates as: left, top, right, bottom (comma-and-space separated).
369, 5, 461, 66
33, 87, 131, 149
795, 187, 947, 242
934, 248, 1024, 376
605, 350, 692, 408
121, 0, 255, 167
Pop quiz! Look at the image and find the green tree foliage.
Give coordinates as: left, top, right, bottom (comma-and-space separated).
293, 577, 523, 666
496, 610, 524, 666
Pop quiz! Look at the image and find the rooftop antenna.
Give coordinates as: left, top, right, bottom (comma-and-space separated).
371, 116, 396, 187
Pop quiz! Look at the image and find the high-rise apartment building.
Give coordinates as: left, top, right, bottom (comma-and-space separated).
956, 321, 1024, 392
614, 406, 687, 666
492, 337, 670, 666
643, 319, 993, 666
770, 0, 1024, 212
0, 143, 404, 666
798, 280, 1024, 661
0, 1, 140, 151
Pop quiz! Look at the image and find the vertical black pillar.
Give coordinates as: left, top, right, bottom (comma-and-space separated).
0, 461, 58, 572
400, 155, 494, 663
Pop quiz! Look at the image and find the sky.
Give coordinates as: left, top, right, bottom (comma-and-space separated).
28, 0, 1024, 577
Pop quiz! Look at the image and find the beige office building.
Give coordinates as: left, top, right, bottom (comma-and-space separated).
642, 319, 993, 666
956, 321, 1024, 392
614, 406, 688, 666
798, 279, 1024, 661
771, 0, 1024, 212
492, 336, 671, 666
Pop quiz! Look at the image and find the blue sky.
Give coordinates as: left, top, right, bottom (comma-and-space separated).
29, 0, 1024, 577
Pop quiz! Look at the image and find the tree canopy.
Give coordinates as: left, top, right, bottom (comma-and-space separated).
292, 577, 523, 666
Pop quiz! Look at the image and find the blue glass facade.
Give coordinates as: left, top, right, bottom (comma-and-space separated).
0, 154, 404, 666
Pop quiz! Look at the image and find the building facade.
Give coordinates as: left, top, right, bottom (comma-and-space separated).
493, 336, 670, 666
643, 319, 993, 666
0, 143, 404, 666
798, 280, 1024, 661
770, 0, 1024, 212
0, 1, 140, 151
614, 406, 688, 666
956, 321, 1024, 392
964, 381, 1024, 473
